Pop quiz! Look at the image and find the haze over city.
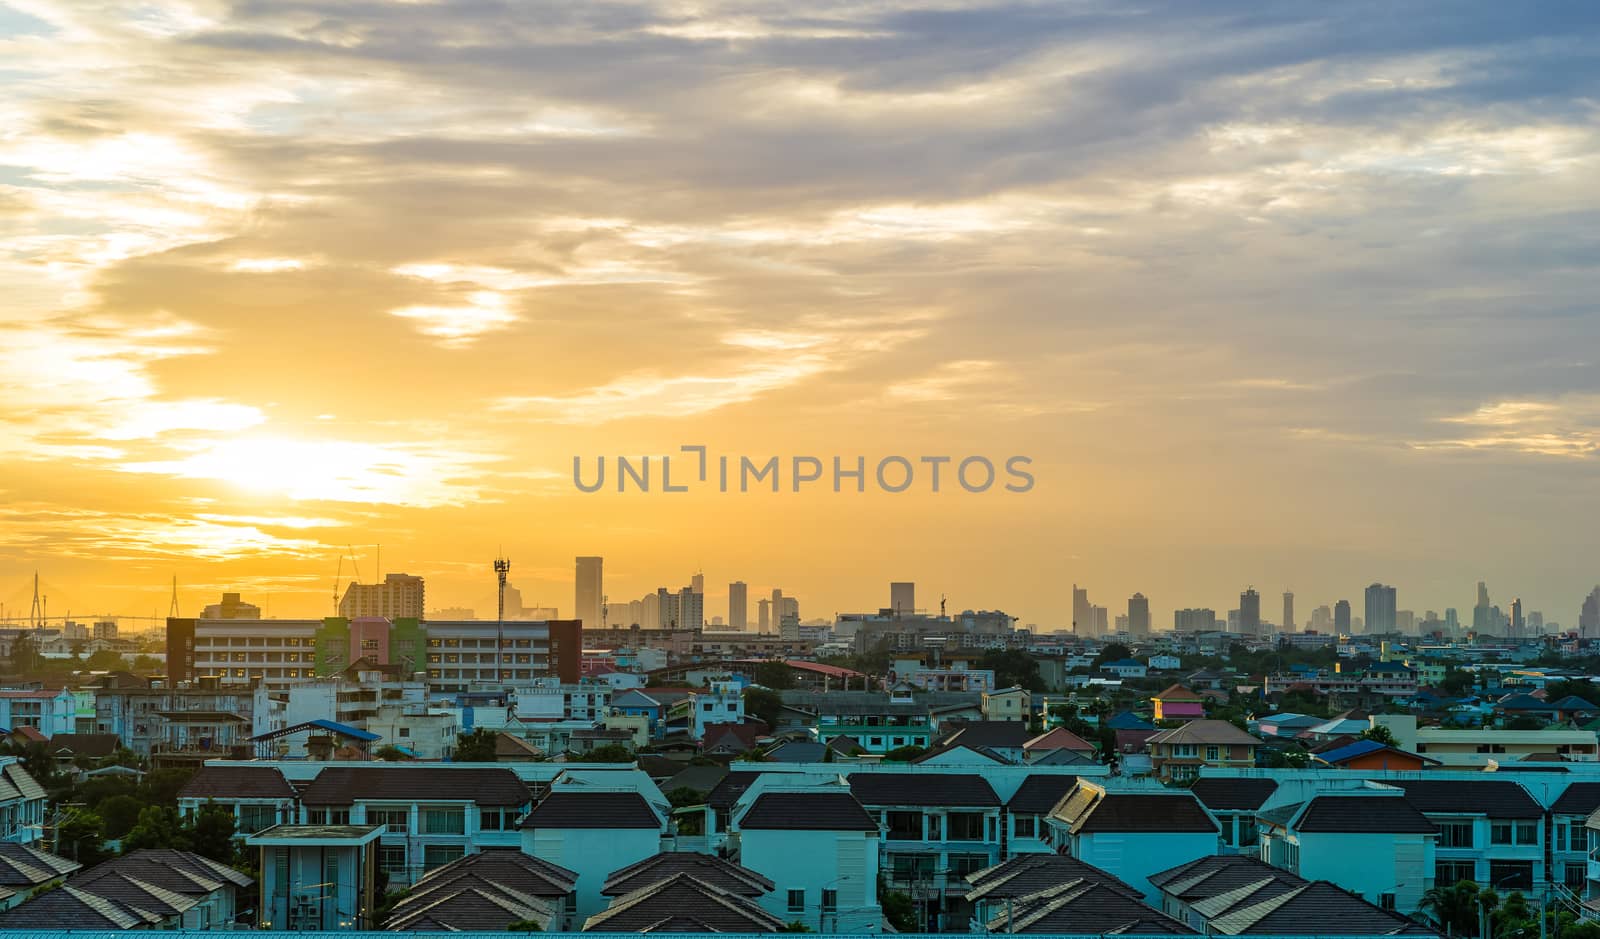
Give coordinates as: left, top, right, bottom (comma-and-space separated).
2, 1, 1599, 627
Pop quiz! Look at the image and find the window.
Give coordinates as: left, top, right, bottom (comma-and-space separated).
822, 889, 838, 912
1217, 814, 1236, 845
926, 815, 941, 841
422, 807, 466, 835
239, 804, 278, 834
886, 811, 922, 841
1491, 822, 1514, 845
889, 853, 937, 883
1437, 820, 1474, 849
399, 727, 411, 738
1205, 746, 1219, 761
1489, 861, 1534, 890
1172, 744, 1198, 758
423, 845, 463, 870
949, 854, 989, 876
787, 890, 805, 913
1238, 819, 1260, 848
1572, 824, 1590, 854
481, 808, 510, 831
1380, 894, 1396, 911
947, 812, 985, 842
1515, 821, 1539, 845
1436, 860, 1476, 886
368, 808, 409, 833
1566, 863, 1588, 888
1014, 816, 1036, 838
379, 845, 407, 874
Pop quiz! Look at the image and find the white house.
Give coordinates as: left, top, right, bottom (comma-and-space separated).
732, 785, 882, 933
1256, 790, 1436, 912
689, 681, 745, 740
519, 787, 667, 921
1147, 654, 1182, 671
1044, 781, 1221, 903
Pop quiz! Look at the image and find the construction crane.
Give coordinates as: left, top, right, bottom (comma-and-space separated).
332, 555, 344, 616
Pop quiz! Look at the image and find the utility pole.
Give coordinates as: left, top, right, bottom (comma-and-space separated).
494, 555, 510, 684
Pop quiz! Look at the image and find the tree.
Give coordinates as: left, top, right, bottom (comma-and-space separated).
1439, 669, 1477, 697
7, 634, 41, 674
582, 744, 635, 763
142, 766, 197, 807
666, 786, 705, 835
1358, 724, 1398, 746
121, 806, 191, 853
454, 728, 499, 762
1093, 644, 1132, 668
881, 890, 917, 933
189, 802, 238, 864
55, 806, 112, 866
84, 650, 129, 671
753, 661, 796, 690
744, 687, 782, 728
977, 650, 1045, 692
98, 794, 146, 840
883, 745, 926, 762
1419, 879, 1480, 936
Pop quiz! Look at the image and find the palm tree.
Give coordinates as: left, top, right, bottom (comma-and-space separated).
1420, 881, 1482, 938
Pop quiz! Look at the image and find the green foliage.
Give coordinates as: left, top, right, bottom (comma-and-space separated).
1439, 669, 1477, 696
582, 743, 636, 763
454, 728, 499, 762
505, 919, 543, 932
780, 922, 812, 932
977, 650, 1044, 692
83, 650, 129, 671
1358, 724, 1398, 746
1092, 644, 1132, 668
55, 806, 113, 866
753, 661, 796, 690
374, 745, 410, 761
883, 745, 926, 763
142, 766, 197, 807
1419, 879, 1480, 935
121, 806, 190, 853
189, 802, 238, 864
98, 794, 146, 840
744, 687, 783, 728
881, 890, 917, 933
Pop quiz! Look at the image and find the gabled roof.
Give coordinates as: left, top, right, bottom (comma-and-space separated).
1312, 739, 1438, 767
1189, 777, 1278, 812
1106, 710, 1156, 730
520, 791, 662, 830
301, 766, 531, 807
603, 852, 773, 897
938, 720, 1034, 749
0, 843, 80, 887
706, 771, 764, 811
0, 847, 256, 927
1390, 779, 1543, 818
986, 878, 1197, 935
1210, 879, 1434, 935
45, 733, 120, 759
964, 853, 1140, 902
1006, 774, 1084, 815
1292, 796, 1437, 834
1548, 695, 1600, 711
1051, 783, 1218, 834
584, 872, 788, 933
1155, 684, 1204, 701
848, 772, 1000, 807
180, 765, 296, 801
612, 689, 664, 709
912, 741, 1012, 765
1024, 726, 1097, 752
1148, 720, 1262, 747
1029, 748, 1099, 766
738, 791, 878, 831
1552, 781, 1600, 815
393, 848, 576, 927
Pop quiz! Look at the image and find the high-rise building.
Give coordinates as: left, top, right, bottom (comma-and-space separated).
202, 592, 261, 619
1091, 606, 1109, 634
641, 592, 661, 629
678, 586, 704, 630
1281, 592, 1295, 633
890, 582, 916, 617
1128, 593, 1150, 637
1239, 588, 1261, 636
1510, 598, 1524, 639
1582, 587, 1600, 638
1364, 583, 1397, 634
1473, 581, 1493, 632
1334, 600, 1351, 632
1397, 610, 1415, 633
1174, 608, 1216, 632
575, 557, 603, 629
657, 587, 680, 628
1072, 585, 1092, 636
1310, 605, 1332, 630
1445, 608, 1459, 633
770, 589, 784, 634
729, 581, 748, 631
757, 597, 771, 632
690, 571, 704, 594
1528, 611, 1544, 633
339, 573, 425, 619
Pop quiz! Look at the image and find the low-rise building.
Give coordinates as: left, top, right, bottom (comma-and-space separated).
1147, 720, 1262, 783
1044, 781, 1221, 903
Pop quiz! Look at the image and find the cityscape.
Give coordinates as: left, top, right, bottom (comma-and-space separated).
3, 0, 1600, 937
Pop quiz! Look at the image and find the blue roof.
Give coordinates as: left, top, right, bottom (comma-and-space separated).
1105, 710, 1155, 730
1104, 658, 1144, 668
250, 718, 381, 743
1313, 739, 1388, 763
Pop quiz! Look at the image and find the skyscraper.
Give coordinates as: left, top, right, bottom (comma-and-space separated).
1239, 588, 1261, 635
678, 586, 704, 630
1364, 583, 1397, 634
1510, 597, 1524, 639
1334, 599, 1351, 632
690, 571, 705, 594
1281, 592, 1295, 633
890, 582, 916, 617
1582, 587, 1600, 638
575, 556, 603, 629
729, 581, 748, 631
1073, 585, 1092, 636
1444, 608, 1459, 634
757, 597, 771, 632
339, 573, 425, 619
1128, 593, 1150, 637
1174, 608, 1216, 632
1474, 581, 1493, 632
770, 589, 784, 634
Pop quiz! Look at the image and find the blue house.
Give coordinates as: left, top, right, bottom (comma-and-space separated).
610, 690, 665, 737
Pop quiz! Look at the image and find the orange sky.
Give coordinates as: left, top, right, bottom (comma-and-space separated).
3, 1, 1599, 630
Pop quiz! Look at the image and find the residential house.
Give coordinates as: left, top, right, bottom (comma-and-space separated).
0, 688, 76, 736
0, 843, 79, 911
1044, 781, 1221, 902
1101, 659, 1149, 680
1150, 854, 1436, 935
611, 689, 666, 738
0, 757, 48, 844
1189, 777, 1278, 853
934, 720, 1034, 763
178, 764, 299, 834
1152, 685, 1206, 722
848, 771, 1003, 913
1388, 778, 1544, 889
801, 687, 935, 754
383, 847, 578, 932
730, 787, 883, 933
1146, 720, 1262, 783
1311, 739, 1439, 771
1547, 782, 1599, 891
1023, 727, 1097, 763
981, 877, 1195, 934
519, 788, 667, 921
688, 681, 744, 741
1148, 654, 1183, 671
981, 686, 1032, 721
0, 849, 251, 930
1004, 775, 1084, 856
1256, 791, 1437, 911
585, 871, 787, 933
1252, 713, 1324, 739
962, 853, 1142, 929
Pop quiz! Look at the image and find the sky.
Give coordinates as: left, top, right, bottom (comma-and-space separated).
1, 1, 1598, 631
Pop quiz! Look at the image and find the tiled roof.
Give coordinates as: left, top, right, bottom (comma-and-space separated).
1006, 774, 1084, 814
738, 791, 878, 831
1390, 779, 1543, 818
706, 770, 765, 810
1293, 796, 1437, 834
584, 872, 788, 933
0, 848, 253, 929
1190, 778, 1278, 811
0, 883, 164, 929
301, 766, 531, 807
387, 883, 554, 932
1552, 782, 1600, 815
964, 854, 1140, 901
912, 741, 1013, 765
1150, 854, 1303, 898
937, 720, 1033, 749
1051, 783, 1218, 834
407, 848, 577, 900
2, 764, 45, 802
847, 772, 1000, 807
1148, 720, 1262, 747
603, 852, 773, 897
1211, 880, 1434, 935
520, 791, 662, 830
45, 733, 120, 759
180, 765, 296, 801
0, 843, 81, 887
1155, 684, 1204, 701
986, 879, 1197, 935
1024, 727, 1097, 752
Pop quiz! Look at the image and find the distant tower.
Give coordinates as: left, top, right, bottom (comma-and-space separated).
1239, 587, 1261, 635
890, 582, 915, 618
728, 582, 748, 631
169, 575, 181, 618
690, 571, 705, 595
1334, 599, 1352, 633
1282, 592, 1295, 633
575, 556, 603, 629
494, 555, 511, 683
1510, 597, 1524, 639
29, 572, 43, 629
1127, 593, 1150, 637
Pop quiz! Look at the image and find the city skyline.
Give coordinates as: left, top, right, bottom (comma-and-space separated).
2, 3, 1599, 627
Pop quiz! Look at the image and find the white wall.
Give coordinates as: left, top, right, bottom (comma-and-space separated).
741, 828, 881, 933
522, 826, 660, 921
1074, 831, 1220, 903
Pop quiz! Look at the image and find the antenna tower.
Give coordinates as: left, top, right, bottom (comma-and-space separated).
494, 554, 511, 684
